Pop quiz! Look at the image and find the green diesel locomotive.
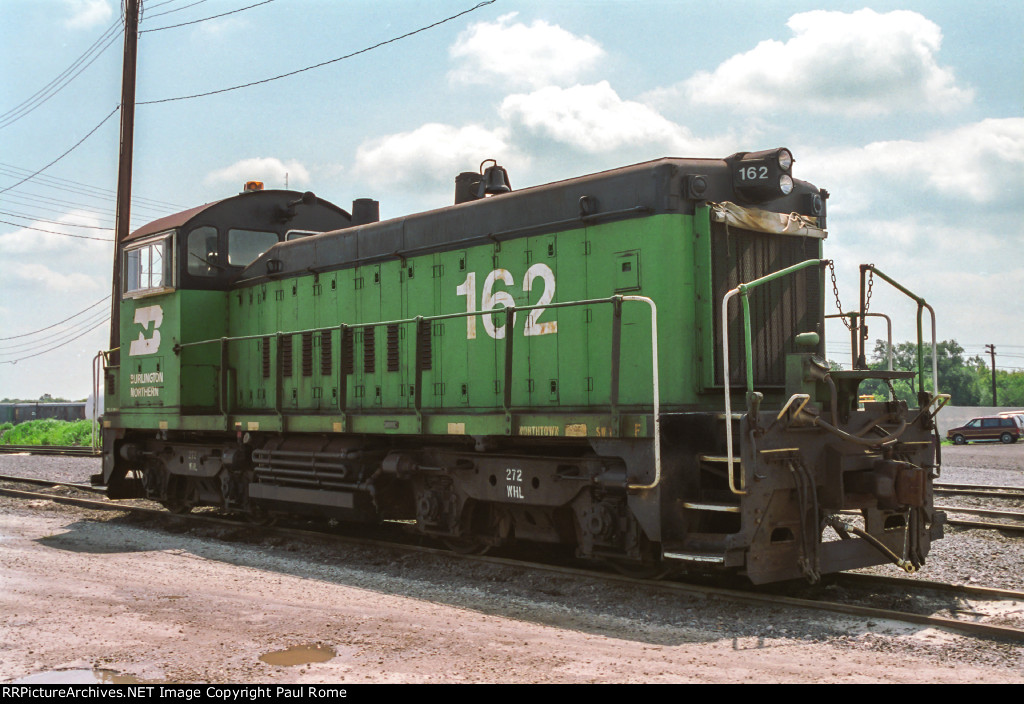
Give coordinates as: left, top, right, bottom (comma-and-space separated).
99, 149, 946, 584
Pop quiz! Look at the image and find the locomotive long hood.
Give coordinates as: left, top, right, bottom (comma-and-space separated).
238, 156, 826, 285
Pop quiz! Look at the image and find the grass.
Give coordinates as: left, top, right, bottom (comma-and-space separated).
0, 419, 97, 446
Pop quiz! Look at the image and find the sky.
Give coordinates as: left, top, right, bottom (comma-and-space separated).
0, 0, 1021, 400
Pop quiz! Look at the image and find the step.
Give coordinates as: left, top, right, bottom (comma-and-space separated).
713, 413, 745, 421
676, 531, 731, 553
682, 501, 741, 513
698, 454, 741, 464
663, 551, 725, 565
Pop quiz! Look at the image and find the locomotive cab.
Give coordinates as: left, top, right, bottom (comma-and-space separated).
105, 189, 355, 481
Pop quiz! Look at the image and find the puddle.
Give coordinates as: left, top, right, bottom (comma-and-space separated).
12, 669, 150, 684
260, 644, 336, 667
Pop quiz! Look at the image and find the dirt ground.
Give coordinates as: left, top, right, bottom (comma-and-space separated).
1, 454, 1022, 684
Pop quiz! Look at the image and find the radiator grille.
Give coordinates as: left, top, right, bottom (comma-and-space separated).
418, 320, 432, 371
280, 334, 293, 378
363, 327, 375, 374
301, 331, 313, 377
386, 324, 400, 372
711, 222, 822, 387
320, 329, 332, 376
341, 328, 354, 375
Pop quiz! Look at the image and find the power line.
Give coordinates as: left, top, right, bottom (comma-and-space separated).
0, 163, 187, 211
0, 192, 116, 220
0, 20, 122, 130
0, 308, 111, 352
141, 0, 275, 32
138, 0, 497, 105
0, 106, 121, 196
0, 209, 114, 230
0, 317, 110, 365
0, 219, 114, 241
0, 18, 118, 119
0, 193, 153, 230
0, 295, 110, 341
144, 0, 211, 20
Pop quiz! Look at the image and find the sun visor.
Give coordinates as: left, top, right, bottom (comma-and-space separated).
710, 201, 826, 239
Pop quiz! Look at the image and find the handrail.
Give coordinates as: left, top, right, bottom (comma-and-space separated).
170, 294, 663, 491
858, 265, 939, 398
91, 351, 105, 451
621, 295, 660, 491
721, 259, 829, 495
826, 311, 893, 399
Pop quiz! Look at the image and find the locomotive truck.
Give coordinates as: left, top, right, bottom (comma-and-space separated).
97, 149, 946, 584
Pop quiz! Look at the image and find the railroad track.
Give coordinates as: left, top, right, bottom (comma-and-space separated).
0, 444, 101, 457
937, 505, 1024, 534
935, 483, 1024, 500
2, 473, 1023, 645
933, 482, 1024, 533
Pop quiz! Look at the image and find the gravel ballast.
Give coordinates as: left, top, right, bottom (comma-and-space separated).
0, 447, 1021, 683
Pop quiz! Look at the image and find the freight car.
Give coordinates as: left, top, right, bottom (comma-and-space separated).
0, 402, 86, 424
97, 150, 947, 584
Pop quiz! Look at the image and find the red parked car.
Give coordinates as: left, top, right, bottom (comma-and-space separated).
947, 416, 1024, 445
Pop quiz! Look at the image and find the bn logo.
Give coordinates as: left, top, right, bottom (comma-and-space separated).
129, 305, 163, 356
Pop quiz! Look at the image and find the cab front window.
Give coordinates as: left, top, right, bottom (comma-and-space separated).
228, 229, 279, 267
187, 226, 220, 277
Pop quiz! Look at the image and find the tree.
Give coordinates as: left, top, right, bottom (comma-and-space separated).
971, 366, 1024, 407
859, 339, 983, 406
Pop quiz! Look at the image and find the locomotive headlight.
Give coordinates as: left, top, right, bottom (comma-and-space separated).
777, 149, 793, 172
779, 174, 794, 195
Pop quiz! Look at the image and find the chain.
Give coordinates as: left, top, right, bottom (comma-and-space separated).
830, 261, 875, 329
827, 260, 852, 330
864, 266, 875, 314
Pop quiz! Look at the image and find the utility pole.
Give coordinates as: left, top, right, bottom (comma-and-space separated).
109, 0, 140, 367
986, 344, 997, 406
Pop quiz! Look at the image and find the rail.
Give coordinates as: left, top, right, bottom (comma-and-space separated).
858, 265, 939, 399
91, 351, 104, 451
722, 262, 944, 495
721, 258, 829, 494
826, 311, 894, 399
162, 294, 662, 491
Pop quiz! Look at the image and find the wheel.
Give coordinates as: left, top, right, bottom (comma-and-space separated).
952, 434, 966, 445
1000, 432, 1013, 444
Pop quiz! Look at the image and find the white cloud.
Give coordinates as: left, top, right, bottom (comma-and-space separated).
500, 81, 734, 155
63, 0, 113, 30
449, 12, 604, 89
5, 263, 103, 291
802, 118, 1024, 207
684, 9, 972, 116
352, 123, 525, 189
203, 158, 311, 190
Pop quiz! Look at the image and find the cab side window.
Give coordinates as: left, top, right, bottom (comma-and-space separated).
187, 226, 220, 277
124, 233, 173, 296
